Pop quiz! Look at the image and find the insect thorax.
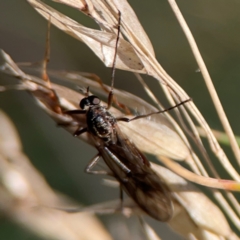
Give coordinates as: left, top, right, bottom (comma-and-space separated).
87, 105, 117, 143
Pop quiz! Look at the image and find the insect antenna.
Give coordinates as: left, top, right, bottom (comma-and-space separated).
107, 11, 121, 110
83, 12, 130, 114
85, 86, 90, 97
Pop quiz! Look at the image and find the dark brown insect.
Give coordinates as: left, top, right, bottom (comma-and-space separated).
69, 96, 173, 220
65, 89, 191, 221
65, 12, 190, 221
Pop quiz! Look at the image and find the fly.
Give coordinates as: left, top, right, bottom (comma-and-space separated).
65, 12, 190, 221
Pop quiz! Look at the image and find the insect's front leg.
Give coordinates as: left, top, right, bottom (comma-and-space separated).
57, 121, 87, 136
85, 153, 113, 176
61, 109, 88, 136
64, 109, 87, 115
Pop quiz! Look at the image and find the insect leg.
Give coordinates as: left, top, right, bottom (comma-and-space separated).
103, 147, 131, 176
42, 16, 51, 88
57, 120, 87, 136
61, 110, 88, 135
41, 16, 62, 114
85, 153, 113, 176
107, 11, 121, 110
74, 127, 87, 136
119, 184, 125, 211
117, 98, 191, 122
64, 109, 87, 115
63, 109, 87, 132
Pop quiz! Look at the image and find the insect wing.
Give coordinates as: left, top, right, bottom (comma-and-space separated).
96, 125, 173, 221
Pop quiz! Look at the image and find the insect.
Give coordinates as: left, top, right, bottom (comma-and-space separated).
64, 12, 190, 221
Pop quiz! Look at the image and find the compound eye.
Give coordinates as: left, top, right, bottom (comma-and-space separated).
79, 96, 100, 109
89, 95, 100, 105
79, 97, 89, 109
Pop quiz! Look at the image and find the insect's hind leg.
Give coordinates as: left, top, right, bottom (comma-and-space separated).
41, 16, 62, 114
86, 155, 136, 217
119, 184, 125, 213
85, 153, 113, 176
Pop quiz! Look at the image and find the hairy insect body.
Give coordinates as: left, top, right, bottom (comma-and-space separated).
87, 105, 117, 144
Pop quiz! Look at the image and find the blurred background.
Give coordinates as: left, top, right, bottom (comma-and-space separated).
0, 0, 239, 239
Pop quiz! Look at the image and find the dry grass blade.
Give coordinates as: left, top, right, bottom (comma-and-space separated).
52, 0, 85, 9
1, 0, 239, 239
27, 0, 145, 72
197, 127, 240, 147
138, 217, 162, 240
167, 0, 240, 165
0, 110, 112, 240
26, 0, 239, 183
152, 164, 238, 240
0, 50, 239, 240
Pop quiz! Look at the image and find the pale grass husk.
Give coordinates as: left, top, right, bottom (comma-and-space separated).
0, 0, 239, 239
0, 110, 112, 240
